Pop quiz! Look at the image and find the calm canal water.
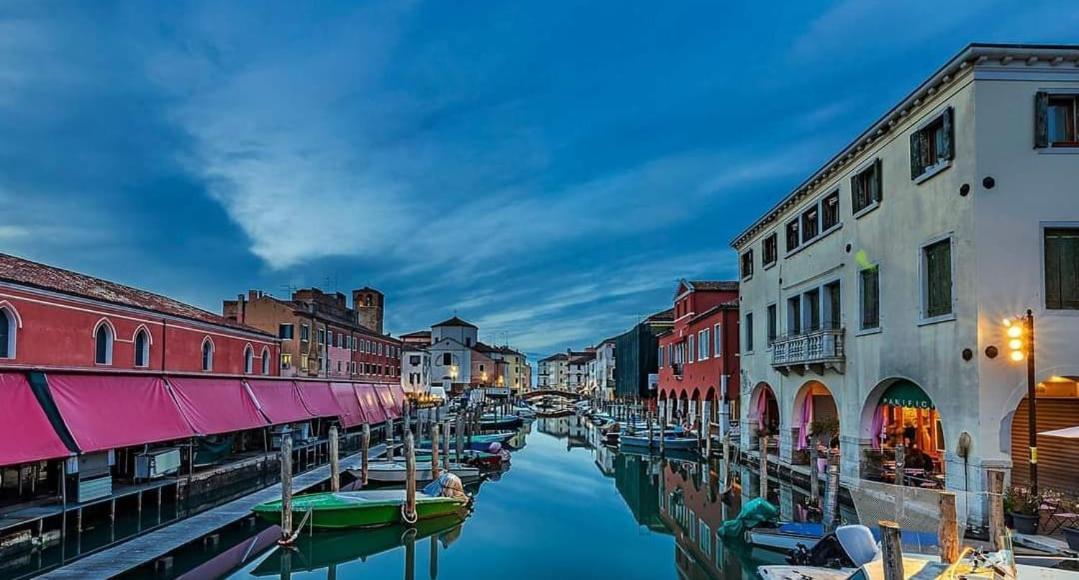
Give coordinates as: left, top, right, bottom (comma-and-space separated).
217, 415, 784, 579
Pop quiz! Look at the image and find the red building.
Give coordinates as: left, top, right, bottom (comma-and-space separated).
657, 280, 740, 434
0, 253, 278, 374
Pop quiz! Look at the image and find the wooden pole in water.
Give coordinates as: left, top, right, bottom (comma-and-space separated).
705, 420, 713, 458
759, 435, 768, 500
987, 469, 1006, 551
648, 412, 654, 448
329, 425, 340, 492
442, 420, 451, 472
279, 436, 293, 542
721, 433, 730, 488
810, 447, 820, 508
824, 453, 840, 533
938, 491, 959, 565
429, 533, 438, 580
894, 444, 905, 487
879, 520, 904, 580
404, 432, 417, 525
404, 400, 412, 439
455, 413, 464, 463
404, 529, 416, 580
386, 418, 395, 455
361, 423, 370, 486
431, 424, 441, 479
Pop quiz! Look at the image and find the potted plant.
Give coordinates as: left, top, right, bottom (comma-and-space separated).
1004, 486, 1042, 535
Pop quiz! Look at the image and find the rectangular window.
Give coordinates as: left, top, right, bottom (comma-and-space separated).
763, 233, 778, 266
278, 324, 294, 340
824, 281, 841, 330
318, 328, 325, 345
851, 159, 882, 214
786, 219, 800, 252
744, 313, 754, 352
699, 329, 710, 359
687, 335, 695, 363
658, 346, 664, 368
1045, 227, 1079, 310
1037, 92, 1079, 148
767, 304, 777, 345
822, 191, 840, 231
860, 266, 880, 329
740, 250, 754, 279
910, 107, 954, 180
923, 238, 953, 318
787, 296, 802, 336
801, 206, 819, 242
805, 288, 821, 332
281, 353, 293, 369
713, 324, 722, 357
300, 324, 310, 341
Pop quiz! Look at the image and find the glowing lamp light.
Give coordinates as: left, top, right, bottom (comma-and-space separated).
1002, 318, 1012, 327
1010, 351, 1025, 362
1009, 339, 1022, 350
1007, 326, 1022, 338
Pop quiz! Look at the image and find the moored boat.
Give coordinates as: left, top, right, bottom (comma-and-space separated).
350, 461, 481, 484
620, 434, 698, 450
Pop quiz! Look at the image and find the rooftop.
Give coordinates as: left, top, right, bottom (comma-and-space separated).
432, 315, 477, 329
0, 253, 272, 336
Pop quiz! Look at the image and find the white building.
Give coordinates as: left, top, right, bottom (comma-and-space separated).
589, 339, 617, 400
401, 347, 431, 392
538, 353, 568, 389
731, 44, 1079, 512
428, 316, 477, 390
567, 351, 594, 392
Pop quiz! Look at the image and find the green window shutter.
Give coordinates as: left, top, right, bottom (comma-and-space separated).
925, 240, 952, 317
910, 131, 922, 179
1046, 228, 1079, 310
1034, 91, 1049, 149
873, 158, 883, 202
942, 107, 955, 160
1045, 230, 1063, 309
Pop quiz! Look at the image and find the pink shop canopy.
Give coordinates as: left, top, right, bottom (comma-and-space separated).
294, 381, 342, 418
48, 374, 194, 452
374, 384, 400, 419
330, 382, 366, 428
0, 373, 71, 466
389, 384, 407, 412
355, 384, 387, 424
168, 377, 267, 435
245, 380, 315, 425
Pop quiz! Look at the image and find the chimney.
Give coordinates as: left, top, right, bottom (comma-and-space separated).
236, 294, 246, 323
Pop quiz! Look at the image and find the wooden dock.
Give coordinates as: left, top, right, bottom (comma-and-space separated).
39, 445, 386, 579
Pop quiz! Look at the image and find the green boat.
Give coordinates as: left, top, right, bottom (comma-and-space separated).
252, 490, 469, 529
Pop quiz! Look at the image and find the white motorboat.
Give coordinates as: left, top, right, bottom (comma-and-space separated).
349, 461, 481, 484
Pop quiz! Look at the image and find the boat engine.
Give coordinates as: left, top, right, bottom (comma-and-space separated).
785, 524, 878, 568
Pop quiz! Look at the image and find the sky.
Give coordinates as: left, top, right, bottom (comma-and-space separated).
1, 1, 1077, 364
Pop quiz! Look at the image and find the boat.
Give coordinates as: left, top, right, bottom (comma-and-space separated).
418, 432, 516, 452
478, 414, 523, 430
252, 474, 470, 530
620, 434, 698, 450
748, 521, 940, 554
406, 447, 509, 469
351, 461, 481, 484
536, 408, 574, 418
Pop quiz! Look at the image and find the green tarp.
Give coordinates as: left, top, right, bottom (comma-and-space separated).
717, 497, 779, 539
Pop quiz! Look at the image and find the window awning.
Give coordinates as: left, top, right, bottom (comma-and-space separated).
294, 381, 341, 418
168, 377, 268, 435
355, 384, 387, 424
330, 383, 365, 428
0, 373, 71, 466
374, 385, 400, 419
389, 384, 407, 410
880, 380, 935, 410
246, 380, 315, 424
48, 374, 195, 452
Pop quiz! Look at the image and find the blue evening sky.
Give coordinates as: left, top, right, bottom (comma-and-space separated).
1, 1, 1076, 363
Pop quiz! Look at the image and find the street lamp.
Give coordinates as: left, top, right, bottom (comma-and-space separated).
1005, 310, 1038, 494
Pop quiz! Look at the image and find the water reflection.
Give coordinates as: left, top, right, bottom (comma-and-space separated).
220, 415, 791, 579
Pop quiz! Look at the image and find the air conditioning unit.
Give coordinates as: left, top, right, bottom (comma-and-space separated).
135, 448, 182, 479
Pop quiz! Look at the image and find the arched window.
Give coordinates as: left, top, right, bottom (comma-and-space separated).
134, 328, 150, 367
94, 321, 114, 365
202, 338, 214, 371
0, 307, 14, 359
261, 347, 271, 375
244, 345, 254, 374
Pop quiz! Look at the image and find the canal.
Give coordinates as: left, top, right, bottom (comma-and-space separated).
132, 416, 788, 579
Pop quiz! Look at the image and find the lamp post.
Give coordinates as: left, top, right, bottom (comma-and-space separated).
1005, 311, 1038, 494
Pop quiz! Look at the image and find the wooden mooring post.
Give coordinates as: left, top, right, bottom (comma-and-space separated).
823, 452, 840, 533
879, 520, 904, 580
403, 400, 412, 438
442, 420, 451, 472
455, 414, 464, 463
404, 432, 418, 525
279, 436, 293, 543
810, 448, 821, 508
759, 435, 769, 500
431, 424, 441, 479
988, 469, 1006, 551
361, 423, 371, 486
938, 491, 959, 565
386, 418, 395, 454
329, 425, 340, 492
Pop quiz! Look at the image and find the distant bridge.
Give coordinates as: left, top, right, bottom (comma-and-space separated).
521, 389, 585, 401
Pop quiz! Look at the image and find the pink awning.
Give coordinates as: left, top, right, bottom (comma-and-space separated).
294, 381, 341, 418
0, 373, 70, 466
355, 384, 387, 424
389, 384, 407, 410
374, 385, 400, 419
167, 377, 267, 435
330, 383, 365, 428
48, 374, 194, 452
246, 380, 315, 425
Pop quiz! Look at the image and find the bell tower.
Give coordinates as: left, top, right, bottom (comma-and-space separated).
352, 287, 384, 334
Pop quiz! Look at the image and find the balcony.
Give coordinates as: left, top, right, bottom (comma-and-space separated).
771, 327, 845, 375
671, 363, 683, 378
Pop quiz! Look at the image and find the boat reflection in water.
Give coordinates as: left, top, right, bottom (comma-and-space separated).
250, 514, 465, 578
